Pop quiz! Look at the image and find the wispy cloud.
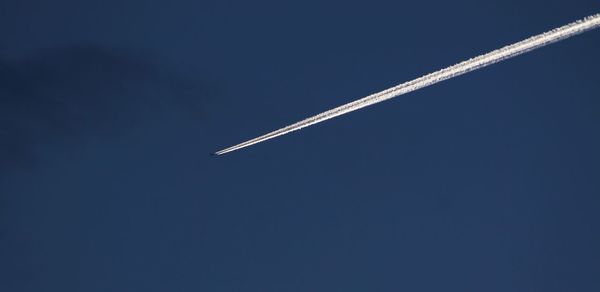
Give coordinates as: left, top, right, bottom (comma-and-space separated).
0, 45, 208, 171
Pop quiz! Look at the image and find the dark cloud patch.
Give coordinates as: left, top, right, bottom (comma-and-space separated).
0, 45, 210, 171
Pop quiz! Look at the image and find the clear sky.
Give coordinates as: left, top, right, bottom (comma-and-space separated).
1, 1, 599, 291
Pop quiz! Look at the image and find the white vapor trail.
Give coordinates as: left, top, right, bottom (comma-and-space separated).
215, 13, 600, 155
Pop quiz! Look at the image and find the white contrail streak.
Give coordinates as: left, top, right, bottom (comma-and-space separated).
215, 13, 600, 155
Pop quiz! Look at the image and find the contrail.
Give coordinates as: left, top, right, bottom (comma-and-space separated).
215, 13, 600, 155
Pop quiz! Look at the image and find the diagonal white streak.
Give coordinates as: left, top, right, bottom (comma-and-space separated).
215, 13, 600, 155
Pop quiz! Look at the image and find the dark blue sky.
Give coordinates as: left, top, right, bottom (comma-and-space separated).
1, 1, 599, 291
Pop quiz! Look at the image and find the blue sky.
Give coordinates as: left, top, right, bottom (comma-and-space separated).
1, 1, 599, 291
